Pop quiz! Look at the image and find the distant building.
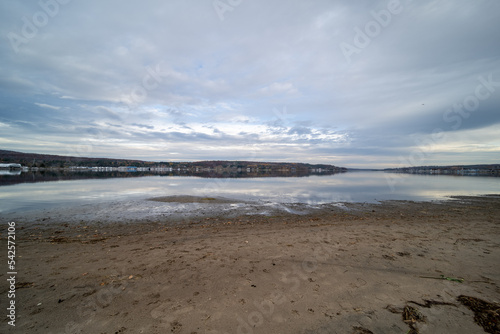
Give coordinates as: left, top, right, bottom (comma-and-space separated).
0, 163, 22, 169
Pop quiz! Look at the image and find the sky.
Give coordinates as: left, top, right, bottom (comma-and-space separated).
0, 0, 499, 168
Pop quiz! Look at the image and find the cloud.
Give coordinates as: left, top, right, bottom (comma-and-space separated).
131, 123, 154, 130
258, 82, 298, 97
0, 0, 499, 168
34, 103, 61, 110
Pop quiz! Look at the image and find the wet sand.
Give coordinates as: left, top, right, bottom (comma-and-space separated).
1, 195, 499, 333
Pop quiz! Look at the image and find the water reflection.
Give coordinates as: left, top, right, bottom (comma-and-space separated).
1, 171, 499, 213
0, 170, 21, 176
0, 169, 341, 187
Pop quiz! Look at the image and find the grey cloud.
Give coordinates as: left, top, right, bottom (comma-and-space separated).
131, 123, 154, 130
95, 107, 122, 121
288, 126, 312, 136
0, 0, 499, 167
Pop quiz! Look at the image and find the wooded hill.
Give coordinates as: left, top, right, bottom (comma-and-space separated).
0, 149, 346, 172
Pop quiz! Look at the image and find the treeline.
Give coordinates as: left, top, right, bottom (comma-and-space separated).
0, 149, 156, 168
188, 160, 344, 171
0, 150, 346, 171
385, 164, 500, 176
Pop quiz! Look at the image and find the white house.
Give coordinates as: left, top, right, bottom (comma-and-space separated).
0, 163, 22, 169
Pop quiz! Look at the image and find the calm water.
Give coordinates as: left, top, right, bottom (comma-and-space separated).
1, 171, 499, 214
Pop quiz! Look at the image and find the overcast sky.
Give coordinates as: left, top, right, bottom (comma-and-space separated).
1, 0, 499, 168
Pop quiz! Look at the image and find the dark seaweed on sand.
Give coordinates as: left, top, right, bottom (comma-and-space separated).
402, 305, 426, 334
458, 295, 500, 334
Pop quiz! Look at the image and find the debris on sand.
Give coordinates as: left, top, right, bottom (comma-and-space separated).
409, 299, 457, 308
457, 295, 500, 334
402, 305, 426, 334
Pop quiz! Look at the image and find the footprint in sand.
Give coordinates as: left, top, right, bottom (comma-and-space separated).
151, 303, 207, 330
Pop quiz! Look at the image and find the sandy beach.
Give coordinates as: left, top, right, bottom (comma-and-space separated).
1, 195, 499, 333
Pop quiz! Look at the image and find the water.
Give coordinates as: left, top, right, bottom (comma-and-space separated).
1, 171, 499, 214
